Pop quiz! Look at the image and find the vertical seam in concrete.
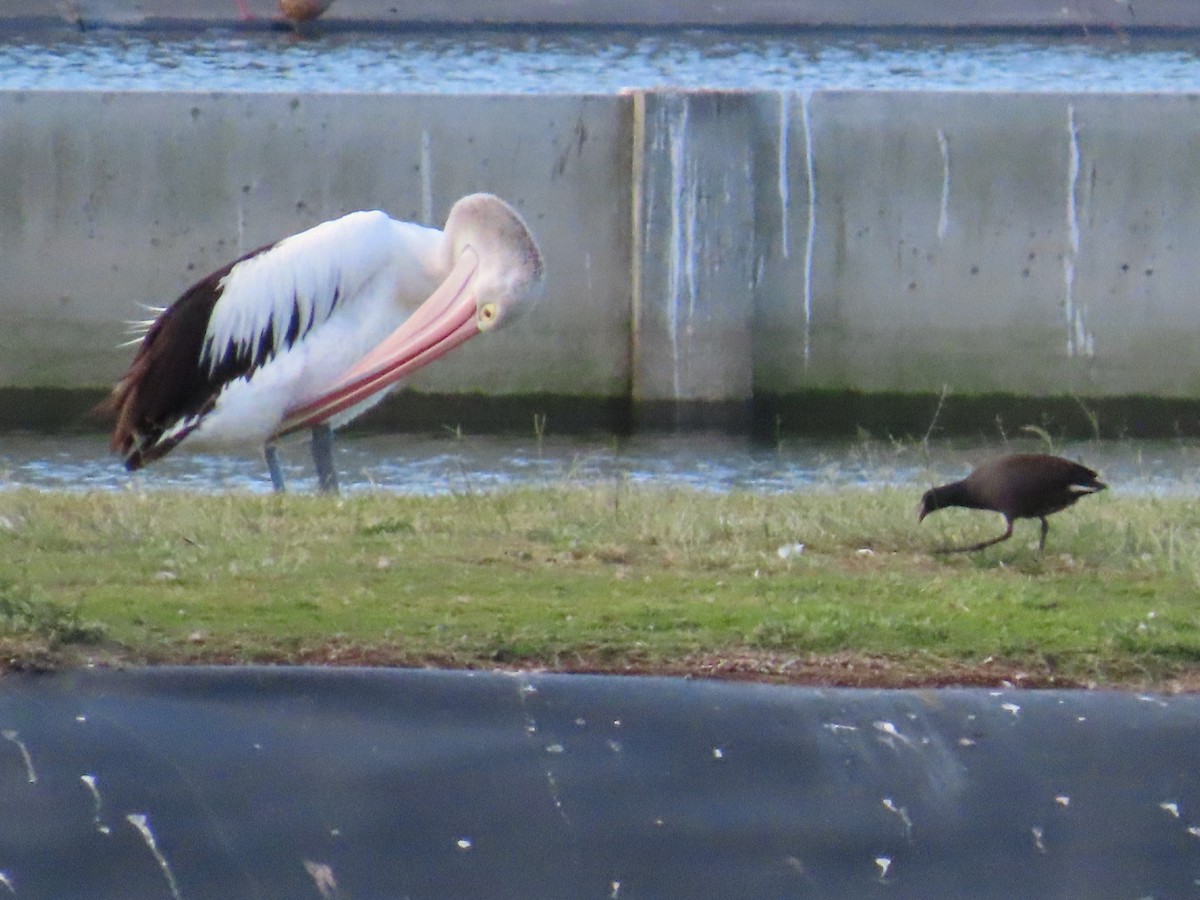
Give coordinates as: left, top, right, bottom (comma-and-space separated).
800, 91, 816, 367
629, 90, 646, 401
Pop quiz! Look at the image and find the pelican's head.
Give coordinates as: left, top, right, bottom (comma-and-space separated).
442, 192, 545, 333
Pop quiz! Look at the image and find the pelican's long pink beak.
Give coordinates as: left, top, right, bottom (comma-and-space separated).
274, 249, 482, 437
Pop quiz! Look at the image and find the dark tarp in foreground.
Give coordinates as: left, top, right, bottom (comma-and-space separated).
0, 667, 1197, 898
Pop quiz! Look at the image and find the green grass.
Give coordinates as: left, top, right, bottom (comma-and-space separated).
1, 485, 1198, 688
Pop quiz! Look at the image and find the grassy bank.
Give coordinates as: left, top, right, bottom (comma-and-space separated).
1, 485, 1198, 689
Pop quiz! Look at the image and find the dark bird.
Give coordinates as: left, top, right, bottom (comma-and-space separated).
918, 453, 1106, 553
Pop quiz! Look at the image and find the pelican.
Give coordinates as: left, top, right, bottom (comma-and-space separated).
235, 0, 335, 26
100, 193, 544, 493
277, 0, 336, 26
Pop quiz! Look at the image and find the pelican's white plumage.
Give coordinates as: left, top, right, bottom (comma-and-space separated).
193, 212, 437, 443
102, 193, 543, 491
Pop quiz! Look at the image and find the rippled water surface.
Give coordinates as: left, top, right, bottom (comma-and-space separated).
1, 29, 1199, 93
2, 432, 1198, 496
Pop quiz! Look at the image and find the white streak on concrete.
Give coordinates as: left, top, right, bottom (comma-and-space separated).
882, 797, 914, 841
1001, 702, 1020, 717
666, 98, 695, 397
303, 860, 339, 900
1067, 106, 1081, 256
778, 93, 790, 259
1055, 795, 1070, 808
1032, 825, 1046, 852
936, 128, 950, 241
80, 774, 111, 835
1064, 104, 1094, 359
420, 128, 433, 226
1161, 801, 1181, 818
800, 91, 816, 366
0, 871, 13, 894
456, 837, 473, 850
126, 814, 183, 900
1064, 262, 1078, 358
2, 730, 36, 784
235, 198, 246, 253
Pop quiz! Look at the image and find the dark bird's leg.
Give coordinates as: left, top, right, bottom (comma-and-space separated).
311, 424, 339, 494
1038, 517, 1050, 553
934, 517, 1015, 554
264, 444, 286, 493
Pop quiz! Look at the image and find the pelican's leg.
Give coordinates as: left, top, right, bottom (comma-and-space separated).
264, 444, 286, 493
311, 424, 340, 494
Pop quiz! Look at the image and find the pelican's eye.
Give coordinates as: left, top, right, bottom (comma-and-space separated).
478, 302, 499, 331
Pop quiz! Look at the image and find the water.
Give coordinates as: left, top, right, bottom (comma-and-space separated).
1, 29, 1200, 94
2, 431, 1197, 495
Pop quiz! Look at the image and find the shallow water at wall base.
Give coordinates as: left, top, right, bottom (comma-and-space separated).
2, 431, 1198, 496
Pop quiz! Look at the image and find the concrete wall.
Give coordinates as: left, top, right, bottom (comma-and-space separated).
3, 88, 1200, 405
0, 91, 631, 397
764, 91, 1200, 398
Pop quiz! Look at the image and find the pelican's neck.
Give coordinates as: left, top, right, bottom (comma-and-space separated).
381, 220, 451, 312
